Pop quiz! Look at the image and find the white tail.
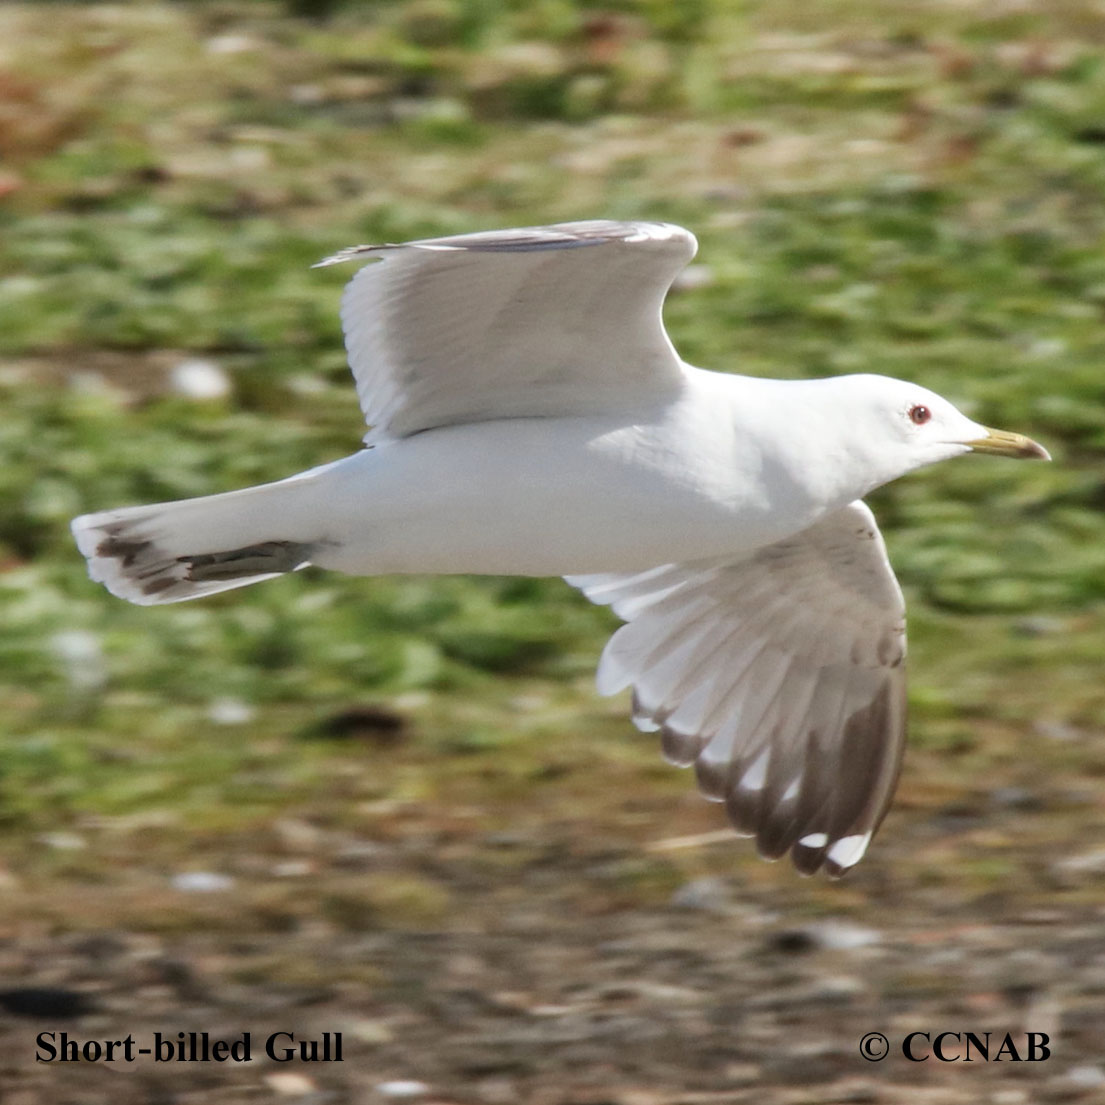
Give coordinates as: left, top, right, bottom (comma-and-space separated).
71, 479, 323, 606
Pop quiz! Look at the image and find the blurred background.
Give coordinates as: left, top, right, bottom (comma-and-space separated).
2, 0, 1105, 1102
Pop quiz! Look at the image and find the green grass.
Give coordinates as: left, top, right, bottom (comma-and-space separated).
2, 0, 1105, 920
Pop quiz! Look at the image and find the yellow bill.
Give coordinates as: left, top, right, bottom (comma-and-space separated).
967, 428, 1050, 460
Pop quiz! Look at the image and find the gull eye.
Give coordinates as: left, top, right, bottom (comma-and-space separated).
909, 404, 931, 426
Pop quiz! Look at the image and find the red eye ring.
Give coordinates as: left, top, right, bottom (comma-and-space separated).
909, 404, 931, 425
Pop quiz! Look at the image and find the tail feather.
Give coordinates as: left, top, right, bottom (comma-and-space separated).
71, 485, 317, 606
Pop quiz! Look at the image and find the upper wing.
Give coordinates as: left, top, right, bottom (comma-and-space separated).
567, 501, 907, 878
315, 221, 696, 442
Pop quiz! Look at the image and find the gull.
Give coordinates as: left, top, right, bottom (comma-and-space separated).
70, 221, 1048, 877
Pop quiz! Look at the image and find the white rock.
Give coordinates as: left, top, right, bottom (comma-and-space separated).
170, 358, 231, 401
50, 629, 106, 692
1066, 1065, 1105, 1088
347, 1018, 393, 1044
376, 1081, 430, 1099
229, 146, 271, 172
272, 860, 312, 878
991, 1090, 1029, 1105
1055, 849, 1105, 875
809, 920, 881, 951
206, 34, 259, 55
38, 832, 87, 851
289, 84, 324, 105
670, 876, 732, 913
172, 871, 234, 893
265, 1072, 318, 1096
1027, 337, 1067, 360
208, 697, 255, 725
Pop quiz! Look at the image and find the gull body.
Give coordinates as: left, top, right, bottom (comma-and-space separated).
103, 369, 990, 580
71, 221, 1047, 877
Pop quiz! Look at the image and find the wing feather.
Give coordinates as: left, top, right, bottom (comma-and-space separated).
568, 500, 907, 877
316, 220, 697, 442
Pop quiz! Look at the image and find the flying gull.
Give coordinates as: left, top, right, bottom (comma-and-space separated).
71, 221, 1048, 877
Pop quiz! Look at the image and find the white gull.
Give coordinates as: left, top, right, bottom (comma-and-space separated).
71, 221, 1048, 877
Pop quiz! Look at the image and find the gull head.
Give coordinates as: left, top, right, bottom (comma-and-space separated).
822, 375, 1049, 489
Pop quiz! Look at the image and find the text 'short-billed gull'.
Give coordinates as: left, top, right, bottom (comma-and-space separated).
71, 221, 1049, 877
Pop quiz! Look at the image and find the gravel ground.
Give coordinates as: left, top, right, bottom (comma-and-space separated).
3, 830, 1104, 1105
